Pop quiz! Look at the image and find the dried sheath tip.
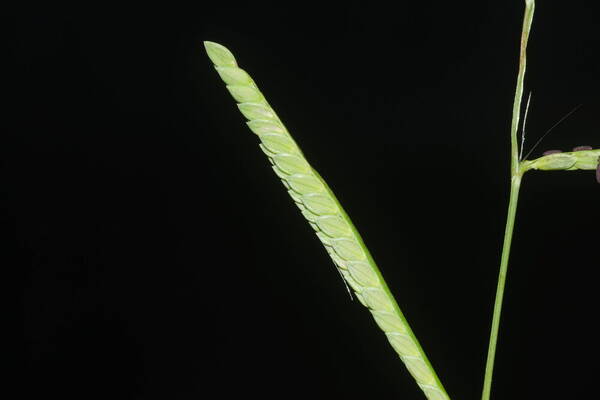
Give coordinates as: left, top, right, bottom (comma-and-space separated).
573, 145, 593, 151
542, 150, 563, 156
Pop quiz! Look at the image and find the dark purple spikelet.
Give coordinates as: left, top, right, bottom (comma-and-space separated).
573, 145, 593, 152
542, 150, 563, 156
596, 162, 600, 184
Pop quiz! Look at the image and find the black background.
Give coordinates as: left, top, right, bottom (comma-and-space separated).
8, 1, 599, 399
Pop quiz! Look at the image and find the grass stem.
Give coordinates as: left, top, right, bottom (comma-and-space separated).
481, 174, 522, 400
481, 2, 534, 399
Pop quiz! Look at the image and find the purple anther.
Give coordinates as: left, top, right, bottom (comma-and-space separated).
542, 150, 563, 156
573, 145, 593, 152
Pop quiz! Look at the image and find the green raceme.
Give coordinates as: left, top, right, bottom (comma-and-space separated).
522, 149, 600, 172
204, 41, 451, 400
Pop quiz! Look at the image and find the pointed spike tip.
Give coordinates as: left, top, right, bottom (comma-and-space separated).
203, 41, 237, 67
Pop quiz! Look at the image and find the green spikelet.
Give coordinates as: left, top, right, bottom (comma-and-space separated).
204, 41, 451, 400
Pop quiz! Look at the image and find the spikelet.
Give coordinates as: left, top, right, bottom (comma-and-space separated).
204, 41, 451, 400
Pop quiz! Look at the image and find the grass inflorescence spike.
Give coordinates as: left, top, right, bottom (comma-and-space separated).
203, 40, 451, 400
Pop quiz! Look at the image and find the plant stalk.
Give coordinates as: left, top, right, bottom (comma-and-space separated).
481, 173, 522, 400
481, 2, 534, 399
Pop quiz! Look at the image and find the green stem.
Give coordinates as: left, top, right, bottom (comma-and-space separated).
481, 174, 522, 400
481, 2, 534, 399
